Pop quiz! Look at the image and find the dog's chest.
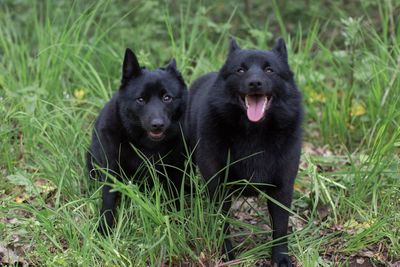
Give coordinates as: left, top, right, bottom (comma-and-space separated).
118, 143, 175, 175
228, 136, 278, 184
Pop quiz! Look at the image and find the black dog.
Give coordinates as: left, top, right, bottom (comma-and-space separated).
186, 38, 302, 266
87, 48, 188, 233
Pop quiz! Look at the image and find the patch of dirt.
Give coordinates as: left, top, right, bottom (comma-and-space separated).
0, 241, 29, 266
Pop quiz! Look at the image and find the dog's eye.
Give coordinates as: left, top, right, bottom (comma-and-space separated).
162, 94, 173, 103
237, 67, 245, 74
136, 97, 145, 104
265, 67, 274, 73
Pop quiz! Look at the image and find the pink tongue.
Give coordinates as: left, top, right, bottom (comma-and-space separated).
246, 95, 266, 122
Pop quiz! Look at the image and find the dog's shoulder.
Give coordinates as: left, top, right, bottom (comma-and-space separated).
189, 72, 218, 95
94, 94, 122, 135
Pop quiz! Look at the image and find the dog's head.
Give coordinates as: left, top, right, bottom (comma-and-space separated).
118, 49, 187, 142
219, 38, 299, 123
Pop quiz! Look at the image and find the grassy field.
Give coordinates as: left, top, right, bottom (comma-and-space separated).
0, 1, 399, 266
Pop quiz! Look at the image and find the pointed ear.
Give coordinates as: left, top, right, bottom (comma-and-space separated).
122, 48, 141, 80
228, 37, 241, 55
273, 37, 288, 62
165, 58, 177, 73
165, 58, 186, 86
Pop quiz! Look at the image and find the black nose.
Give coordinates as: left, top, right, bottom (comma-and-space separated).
248, 80, 263, 90
150, 118, 164, 130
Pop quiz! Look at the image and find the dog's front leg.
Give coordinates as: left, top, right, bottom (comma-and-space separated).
196, 141, 234, 260
267, 185, 294, 267
97, 154, 121, 235
98, 184, 120, 235
220, 198, 234, 261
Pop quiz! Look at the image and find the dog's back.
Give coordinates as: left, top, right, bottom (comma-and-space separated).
186, 72, 217, 149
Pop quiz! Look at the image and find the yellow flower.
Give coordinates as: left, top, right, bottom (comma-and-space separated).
311, 91, 326, 103
351, 101, 366, 117
305, 86, 326, 103
74, 88, 86, 100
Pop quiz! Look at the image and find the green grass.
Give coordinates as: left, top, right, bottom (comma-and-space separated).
0, 0, 399, 266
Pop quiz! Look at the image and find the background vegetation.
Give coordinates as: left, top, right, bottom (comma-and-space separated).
0, 0, 399, 266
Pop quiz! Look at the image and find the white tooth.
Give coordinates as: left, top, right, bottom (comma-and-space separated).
263, 96, 268, 111
245, 95, 249, 108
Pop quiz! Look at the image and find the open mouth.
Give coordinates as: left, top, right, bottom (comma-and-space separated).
240, 94, 272, 122
148, 130, 165, 141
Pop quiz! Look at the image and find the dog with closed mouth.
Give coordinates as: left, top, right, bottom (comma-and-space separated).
87, 48, 188, 233
186, 38, 302, 266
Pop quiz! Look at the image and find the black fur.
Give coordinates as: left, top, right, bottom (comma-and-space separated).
186, 38, 302, 266
87, 48, 188, 233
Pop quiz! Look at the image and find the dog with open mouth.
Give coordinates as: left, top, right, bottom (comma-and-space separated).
186, 38, 302, 267
87, 48, 188, 233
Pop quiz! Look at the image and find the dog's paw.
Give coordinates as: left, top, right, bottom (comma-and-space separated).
97, 221, 112, 236
272, 254, 292, 267
221, 238, 235, 261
